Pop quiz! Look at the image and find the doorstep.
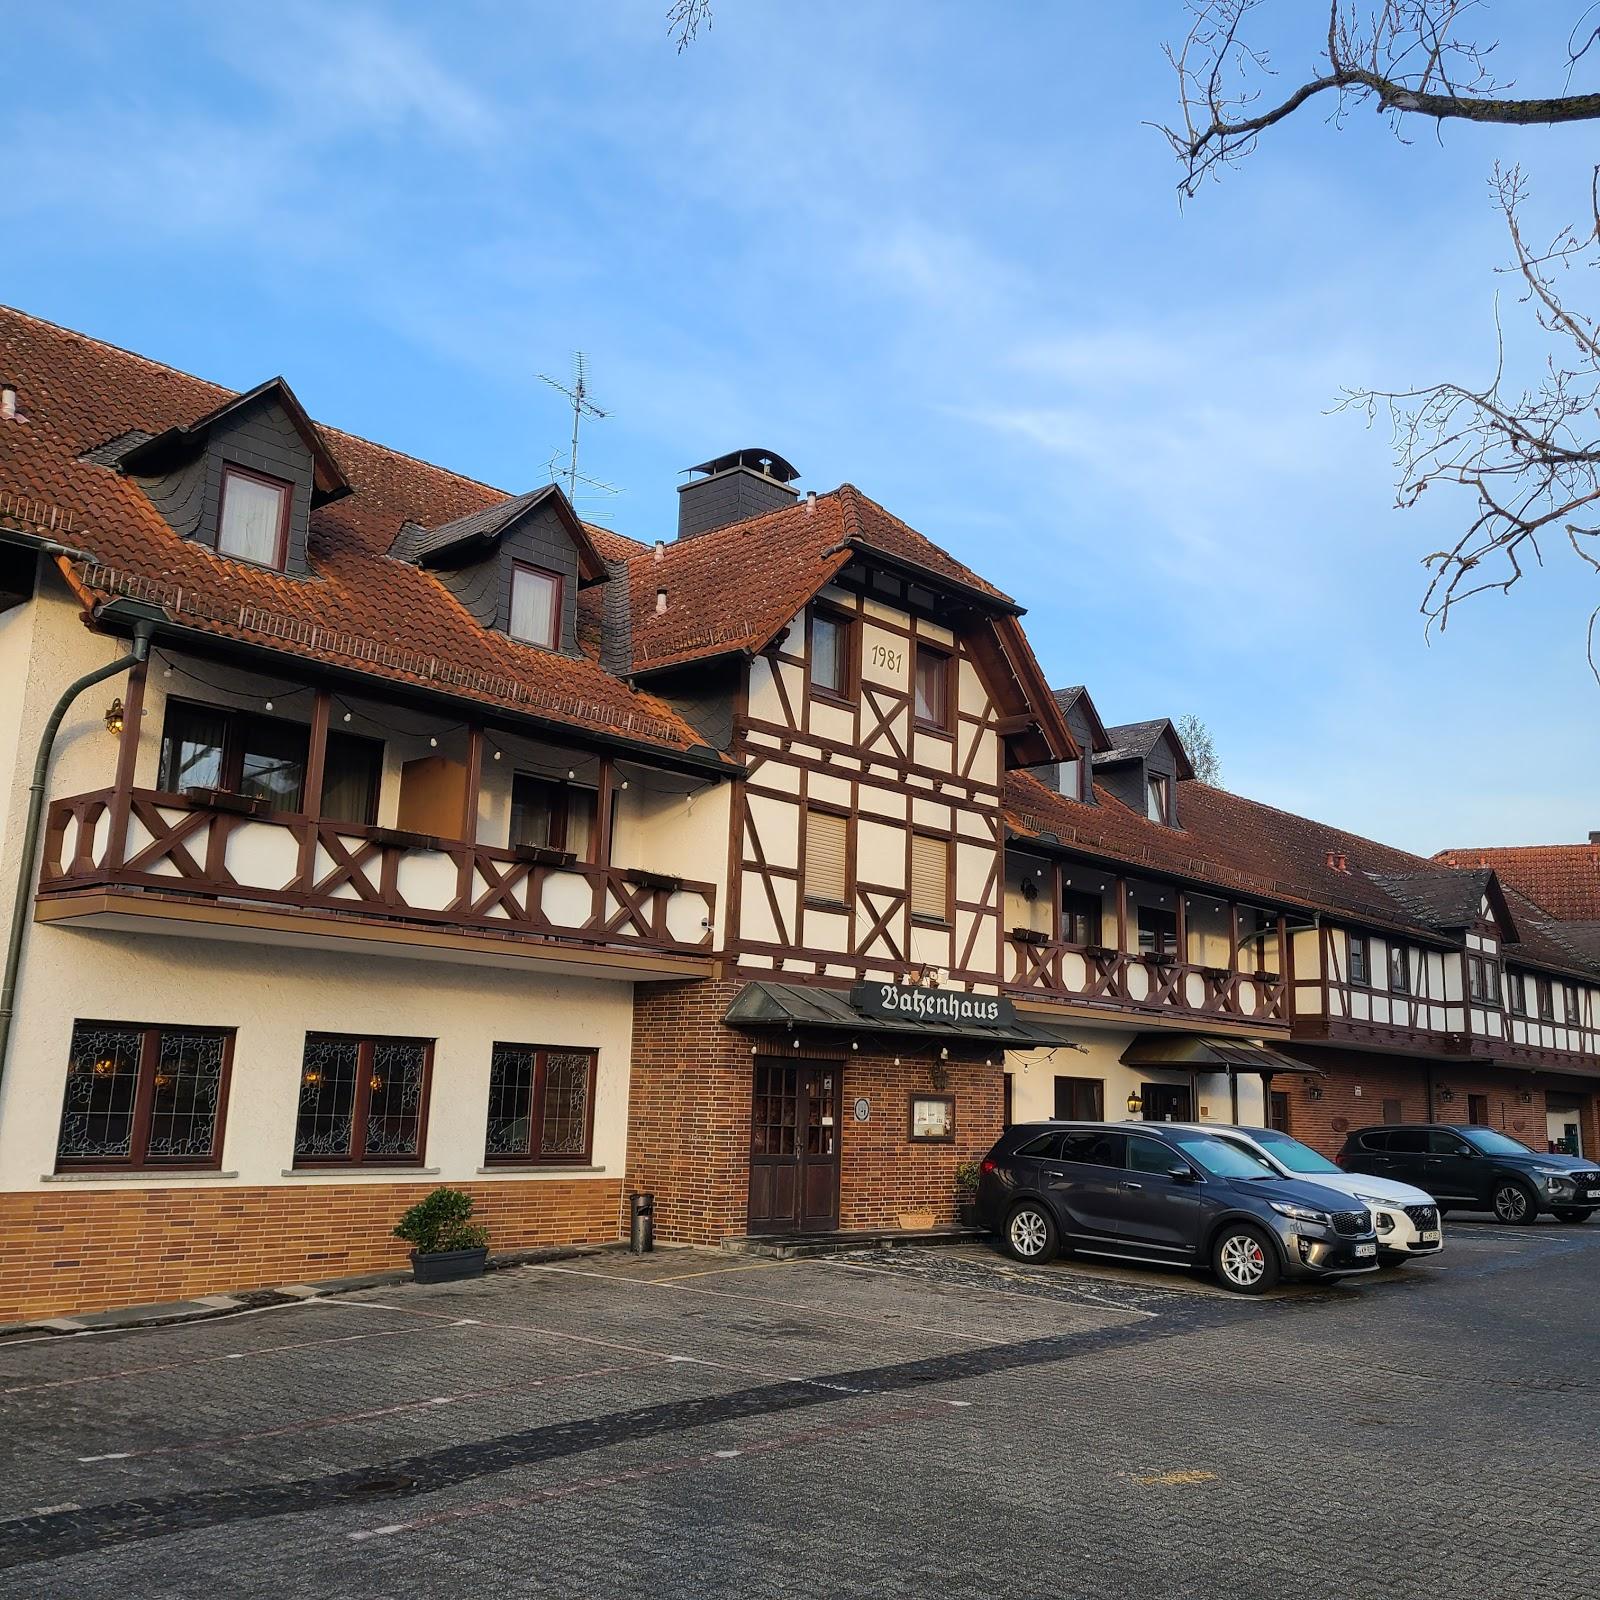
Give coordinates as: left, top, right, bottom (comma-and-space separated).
0, 1239, 632, 1341
722, 1225, 985, 1260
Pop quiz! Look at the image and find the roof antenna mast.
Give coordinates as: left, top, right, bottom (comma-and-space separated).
538, 353, 619, 515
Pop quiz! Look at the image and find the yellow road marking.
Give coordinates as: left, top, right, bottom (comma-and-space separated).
1133, 1470, 1217, 1487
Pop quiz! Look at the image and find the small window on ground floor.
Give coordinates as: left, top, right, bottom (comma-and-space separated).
484, 1045, 598, 1164
56, 1021, 234, 1170
1053, 1075, 1103, 1120
294, 1034, 432, 1166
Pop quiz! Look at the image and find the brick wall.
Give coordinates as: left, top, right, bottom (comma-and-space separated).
0, 1177, 622, 1323
627, 979, 1005, 1244
1279, 1046, 1598, 1160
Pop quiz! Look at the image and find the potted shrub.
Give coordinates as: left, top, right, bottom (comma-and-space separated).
954, 1160, 981, 1227
394, 1186, 489, 1284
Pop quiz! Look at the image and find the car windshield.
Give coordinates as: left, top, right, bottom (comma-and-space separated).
1247, 1128, 1343, 1176
1462, 1128, 1534, 1157
1169, 1133, 1277, 1179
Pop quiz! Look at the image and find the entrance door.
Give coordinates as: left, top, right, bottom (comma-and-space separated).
1142, 1083, 1192, 1123
747, 1059, 841, 1234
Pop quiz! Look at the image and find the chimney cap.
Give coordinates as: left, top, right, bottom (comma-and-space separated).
682, 447, 800, 484
1589, 830, 1600, 845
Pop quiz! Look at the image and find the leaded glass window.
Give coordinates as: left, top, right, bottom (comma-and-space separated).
483, 1044, 596, 1164
56, 1021, 231, 1169
294, 1034, 432, 1166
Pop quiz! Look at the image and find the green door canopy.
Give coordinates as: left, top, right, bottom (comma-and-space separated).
723, 982, 1087, 1050
1118, 1033, 1324, 1075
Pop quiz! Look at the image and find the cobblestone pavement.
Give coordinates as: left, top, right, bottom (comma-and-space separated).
1, 1217, 1596, 1598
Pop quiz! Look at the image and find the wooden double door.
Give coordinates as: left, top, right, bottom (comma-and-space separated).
747, 1059, 841, 1234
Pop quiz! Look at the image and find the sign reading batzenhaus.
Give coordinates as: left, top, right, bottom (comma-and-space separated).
849, 983, 1018, 1029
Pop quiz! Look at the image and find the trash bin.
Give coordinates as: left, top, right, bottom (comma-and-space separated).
629, 1191, 655, 1254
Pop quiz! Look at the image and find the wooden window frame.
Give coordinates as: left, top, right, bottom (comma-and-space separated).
1508, 972, 1528, 1016
909, 828, 953, 927
1146, 772, 1171, 825
509, 771, 602, 863
806, 603, 857, 707
1388, 944, 1411, 996
907, 1092, 956, 1143
157, 697, 311, 815
1053, 1075, 1104, 1121
55, 1020, 235, 1173
292, 1033, 434, 1169
1137, 904, 1179, 961
1347, 935, 1369, 988
912, 642, 954, 736
321, 728, 384, 827
1060, 889, 1102, 949
1467, 953, 1485, 1001
1536, 976, 1555, 1022
217, 464, 292, 572
1563, 982, 1581, 1023
802, 802, 853, 910
483, 1043, 599, 1167
509, 561, 564, 651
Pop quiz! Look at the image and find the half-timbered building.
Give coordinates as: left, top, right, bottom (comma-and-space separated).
2, 306, 1597, 1321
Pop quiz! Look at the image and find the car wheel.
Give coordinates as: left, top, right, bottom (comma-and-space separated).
1004, 1201, 1058, 1264
1211, 1224, 1281, 1295
1492, 1181, 1537, 1225
1552, 1208, 1594, 1224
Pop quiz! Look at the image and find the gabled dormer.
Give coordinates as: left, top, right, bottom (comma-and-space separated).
110, 377, 349, 578
392, 484, 606, 658
1097, 717, 1194, 826
1032, 685, 1113, 805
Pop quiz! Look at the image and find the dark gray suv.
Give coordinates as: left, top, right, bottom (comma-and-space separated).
977, 1121, 1380, 1293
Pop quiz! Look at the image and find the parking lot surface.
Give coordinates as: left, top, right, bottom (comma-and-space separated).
1, 1216, 1596, 1598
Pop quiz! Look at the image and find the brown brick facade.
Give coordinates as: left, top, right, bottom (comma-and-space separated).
627, 978, 1005, 1244
1277, 1046, 1599, 1160
0, 1177, 622, 1323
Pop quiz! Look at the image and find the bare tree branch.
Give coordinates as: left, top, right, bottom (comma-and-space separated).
668, 0, 713, 52
1159, 2, 1600, 198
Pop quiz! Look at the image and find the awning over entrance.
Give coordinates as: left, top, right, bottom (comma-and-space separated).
724, 981, 1086, 1050
1118, 1033, 1324, 1075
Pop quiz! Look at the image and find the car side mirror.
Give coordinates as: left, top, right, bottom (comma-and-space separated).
1167, 1165, 1197, 1184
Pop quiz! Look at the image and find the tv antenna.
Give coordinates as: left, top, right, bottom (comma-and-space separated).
538, 353, 618, 509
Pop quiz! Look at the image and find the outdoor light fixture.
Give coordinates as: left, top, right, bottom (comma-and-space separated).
1438, 1087, 1455, 1103
1126, 1088, 1143, 1116
103, 697, 124, 736
1520, 1090, 1533, 1103
1308, 1083, 1323, 1100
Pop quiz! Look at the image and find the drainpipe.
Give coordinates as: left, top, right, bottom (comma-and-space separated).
0, 609, 157, 1088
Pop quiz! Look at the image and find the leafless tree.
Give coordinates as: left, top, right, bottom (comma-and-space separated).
668, 0, 713, 52
1160, 3, 1600, 676
1175, 713, 1223, 786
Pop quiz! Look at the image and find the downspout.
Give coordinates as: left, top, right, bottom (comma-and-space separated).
0, 615, 155, 1087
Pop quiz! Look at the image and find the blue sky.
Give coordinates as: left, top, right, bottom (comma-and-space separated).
5, 2, 1596, 852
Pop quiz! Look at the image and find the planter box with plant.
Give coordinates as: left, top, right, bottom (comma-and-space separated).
394, 1186, 489, 1284
954, 1160, 981, 1227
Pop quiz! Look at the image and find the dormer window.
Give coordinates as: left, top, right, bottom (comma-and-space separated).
217, 467, 291, 570
1146, 773, 1170, 824
509, 563, 561, 650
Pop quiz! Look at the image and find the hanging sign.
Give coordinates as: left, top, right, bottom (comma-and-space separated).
849, 983, 1016, 1029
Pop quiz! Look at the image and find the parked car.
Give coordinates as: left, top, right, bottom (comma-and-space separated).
1160, 1122, 1442, 1266
977, 1121, 1380, 1294
1338, 1124, 1600, 1225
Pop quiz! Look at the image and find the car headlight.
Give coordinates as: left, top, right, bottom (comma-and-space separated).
1535, 1169, 1574, 1189
1269, 1201, 1332, 1225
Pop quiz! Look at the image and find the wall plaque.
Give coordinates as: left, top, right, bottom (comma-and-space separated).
853, 1097, 871, 1123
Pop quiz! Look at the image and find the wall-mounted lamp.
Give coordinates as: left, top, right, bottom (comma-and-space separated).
1308, 1083, 1323, 1100
1125, 1088, 1143, 1116
1437, 1087, 1455, 1103
104, 697, 125, 737
1519, 1090, 1533, 1104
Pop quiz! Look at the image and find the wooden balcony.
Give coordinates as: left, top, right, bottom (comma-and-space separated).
1005, 933, 1289, 1028
38, 787, 717, 976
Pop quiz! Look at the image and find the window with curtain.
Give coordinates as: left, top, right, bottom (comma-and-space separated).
804, 809, 849, 905
217, 467, 289, 568
1388, 945, 1411, 995
1061, 890, 1102, 947
157, 700, 308, 811
809, 607, 851, 698
1137, 905, 1178, 959
1146, 773, 1170, 823
509, 564, 561, 649
913, 644, 950, 729
509, 774, 599, 860
1347, 935, 1369, 986
910, 832, 950, 923
320, 731, 383, 827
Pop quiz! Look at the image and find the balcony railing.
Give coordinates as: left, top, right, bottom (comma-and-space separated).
40, 787, 716, 958
1006, 933, 1288, 1025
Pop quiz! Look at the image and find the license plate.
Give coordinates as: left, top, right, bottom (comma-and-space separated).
1419, 1229, 1441, 1243
1355, 1243, 1376, 1257
1587, 1190, 1600, 1200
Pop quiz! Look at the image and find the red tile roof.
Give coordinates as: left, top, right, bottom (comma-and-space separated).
0, 307, 721, 762
1433, 843, 1600, 922
1006, 773, 1600, 978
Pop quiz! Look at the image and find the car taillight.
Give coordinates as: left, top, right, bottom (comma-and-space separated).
1333, 1152, 1347, 1168
980, 1159, 996, 1175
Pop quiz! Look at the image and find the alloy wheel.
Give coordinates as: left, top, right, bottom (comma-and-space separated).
1009, 1208, 1048, 1258
1219, 1232, 1266, 1287
1494, 1185, 1530, 1223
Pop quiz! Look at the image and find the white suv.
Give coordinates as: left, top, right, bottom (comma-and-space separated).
1155, 1123, 1444, 1266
